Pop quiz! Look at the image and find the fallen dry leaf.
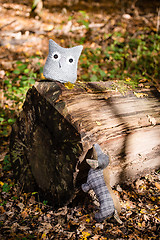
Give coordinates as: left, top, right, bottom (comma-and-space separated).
0, 206, 5, 213
134, 92, 148, 98
95, 121, 101, 125
155, 182, 160, 191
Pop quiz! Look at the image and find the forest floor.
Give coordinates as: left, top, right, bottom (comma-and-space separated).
0, 0, 160, 239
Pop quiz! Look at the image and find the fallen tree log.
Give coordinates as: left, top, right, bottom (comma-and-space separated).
10, 81, 160, 207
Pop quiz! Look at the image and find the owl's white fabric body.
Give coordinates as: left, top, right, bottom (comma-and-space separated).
43, 39, 83, 83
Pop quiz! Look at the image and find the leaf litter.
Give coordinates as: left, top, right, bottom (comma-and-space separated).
0, 0, 160, 239
0, 156, 159, 239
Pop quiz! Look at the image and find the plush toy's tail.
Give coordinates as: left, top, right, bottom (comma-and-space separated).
103, 167, 121, 215
114, 209, 123, 224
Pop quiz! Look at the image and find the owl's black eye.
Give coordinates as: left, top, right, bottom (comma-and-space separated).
67, 56, 75, 65
51, 52, 61, 61
54, 54, 58, 59
69, 58, 73, 63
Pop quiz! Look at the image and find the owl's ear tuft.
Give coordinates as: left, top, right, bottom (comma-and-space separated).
49, 39, 59, 50
75, 45, 83, 58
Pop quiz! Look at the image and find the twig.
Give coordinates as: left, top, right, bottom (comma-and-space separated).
0, 20, 16, 31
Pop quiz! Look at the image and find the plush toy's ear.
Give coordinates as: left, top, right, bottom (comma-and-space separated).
48, 39, 61, 52
86, 159, 99, 169
92, 145, 98, 160
72, 45, 83, 58
93, 143, 109, 169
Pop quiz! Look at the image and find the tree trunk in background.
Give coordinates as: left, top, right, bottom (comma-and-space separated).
10, 81, 160, 207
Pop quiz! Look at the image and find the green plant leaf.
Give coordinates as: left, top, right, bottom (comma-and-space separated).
8, 118, 16, 124
17, 64, 27, 71
99, 69, 106, 78
2, 183, 11, 193
90, 75, 98, 82
0, 117, 4, 122
32, 192, 38, 195
13, 69, 21, 74
24, 69, 30, 74
29, 78, 35, 84
3, 155, 11, 171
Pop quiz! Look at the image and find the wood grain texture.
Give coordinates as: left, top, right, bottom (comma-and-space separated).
36, 81, 160, 186
10, 81, 160, 206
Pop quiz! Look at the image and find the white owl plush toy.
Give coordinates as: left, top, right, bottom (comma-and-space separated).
43, 39, 83, 84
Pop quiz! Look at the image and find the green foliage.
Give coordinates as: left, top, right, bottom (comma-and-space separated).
80, 32, 160, 89
43, 200, 48, 205
32, 192, 38, 195
3, 155, 11, 171
0, 201, 7, 206
1, 56, 43, 139
78, 10, 90, 29
80, 48, 107, 82
2, 182, 12, 193
0, 109, 16, 137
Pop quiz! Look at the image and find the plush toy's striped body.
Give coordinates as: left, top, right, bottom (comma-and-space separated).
82, 167, 115, 222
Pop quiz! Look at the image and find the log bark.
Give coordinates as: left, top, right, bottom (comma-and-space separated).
10, 81, 160, 207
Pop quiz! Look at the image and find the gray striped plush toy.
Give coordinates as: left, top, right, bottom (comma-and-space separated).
82, 144, 119, 223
